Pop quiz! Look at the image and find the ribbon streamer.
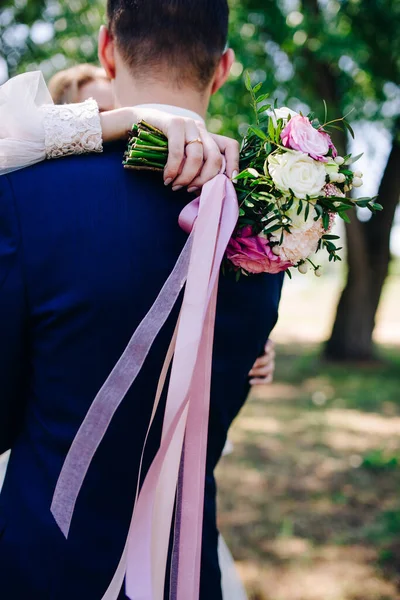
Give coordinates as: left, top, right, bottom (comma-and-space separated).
51, 174, 238, 600
51, 234, 193, 536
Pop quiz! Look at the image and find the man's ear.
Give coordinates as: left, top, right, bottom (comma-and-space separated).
211, 49, 235, 95
98, 25, 116, 80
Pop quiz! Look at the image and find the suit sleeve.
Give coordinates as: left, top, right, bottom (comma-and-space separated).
0, 176, 28, 454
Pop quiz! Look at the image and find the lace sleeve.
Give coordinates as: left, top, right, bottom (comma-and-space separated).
41, 98, 103, 160
0, 72, 103, 176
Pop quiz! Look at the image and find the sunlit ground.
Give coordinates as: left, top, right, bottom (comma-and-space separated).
217, 270, 400, 600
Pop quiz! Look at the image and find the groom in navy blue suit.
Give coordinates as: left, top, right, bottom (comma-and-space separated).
0, 1, 284, 598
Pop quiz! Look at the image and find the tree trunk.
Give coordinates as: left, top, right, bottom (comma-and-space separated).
325, 123, 400, 361
300, 0, 400, 361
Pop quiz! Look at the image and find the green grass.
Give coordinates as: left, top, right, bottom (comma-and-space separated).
276, 343, 400, 413
217, 343, 400, 600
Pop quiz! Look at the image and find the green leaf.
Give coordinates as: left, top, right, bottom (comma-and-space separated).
267, 117, 275, 141
314, 204, 323, 216
329, 124, 345, 132
285, 198, 294, 210
339, 211, 351, 224
347, 152, 364, 164
249, 126, 268, 141
304, 202, 310, 221
257, 104, 271, 114
263, 141, 272, 154
297, 199, 304, 215
264, 224, 283, 233
323, 99, 328, 125
262, 214, 280, 226
356, 199, 371, 208
343, 119, 355, 139
372, 202, 383, 211
244, 72, 252, 92
253, 82, 263, 94
322, 212, 330, 230
256, 93, 270, 103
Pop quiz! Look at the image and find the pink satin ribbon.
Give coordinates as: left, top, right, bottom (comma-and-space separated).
51, 174, 238, 600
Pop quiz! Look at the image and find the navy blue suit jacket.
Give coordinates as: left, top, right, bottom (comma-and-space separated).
0, 146, 283, 599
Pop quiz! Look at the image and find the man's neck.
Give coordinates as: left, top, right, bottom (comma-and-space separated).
112, 69, 209, 120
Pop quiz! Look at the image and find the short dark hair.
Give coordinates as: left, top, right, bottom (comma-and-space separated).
107, 0, 229, 90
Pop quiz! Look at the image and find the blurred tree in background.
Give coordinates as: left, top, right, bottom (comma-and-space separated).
1, 0, 399, 361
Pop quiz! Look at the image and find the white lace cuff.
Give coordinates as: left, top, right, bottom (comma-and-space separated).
0, 72, 103, 176
41, 98, 103, 160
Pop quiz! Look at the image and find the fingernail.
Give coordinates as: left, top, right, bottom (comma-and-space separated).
164, 178, 173, 186
232, 170, 238, 183
187, 187, 199, 193
172, 185, 183, 192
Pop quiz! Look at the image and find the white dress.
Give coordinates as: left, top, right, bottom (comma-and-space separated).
0, 71, 248, 600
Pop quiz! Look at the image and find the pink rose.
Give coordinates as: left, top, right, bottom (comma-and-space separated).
226, 226, 291, 274
281, 115, 337, 161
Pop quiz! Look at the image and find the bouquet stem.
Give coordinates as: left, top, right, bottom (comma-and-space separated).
124, 121, 169, 171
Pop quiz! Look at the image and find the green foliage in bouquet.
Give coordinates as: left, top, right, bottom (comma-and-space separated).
233, 75, 382, 270
124, 76, 383, 277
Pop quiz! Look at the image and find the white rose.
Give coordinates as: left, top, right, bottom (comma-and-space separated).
269, 107, 299, 128
268, 151, 327, 199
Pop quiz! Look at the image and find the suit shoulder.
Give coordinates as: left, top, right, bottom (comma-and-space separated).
7, 149, 123, 188
5, 150, 131, 211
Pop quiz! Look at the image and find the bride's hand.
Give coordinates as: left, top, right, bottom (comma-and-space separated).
100, 107, 239, 191
249, 340, 276, 386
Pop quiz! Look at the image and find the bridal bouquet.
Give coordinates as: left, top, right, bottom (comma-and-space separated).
124, 76, 382, 277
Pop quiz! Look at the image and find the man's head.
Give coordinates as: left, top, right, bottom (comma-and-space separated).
99, 0, 234, 111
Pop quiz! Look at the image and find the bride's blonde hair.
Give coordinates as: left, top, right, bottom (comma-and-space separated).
48, 64, 109, 104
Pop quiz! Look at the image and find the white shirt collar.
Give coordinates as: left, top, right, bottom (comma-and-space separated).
136, 103, 205, 124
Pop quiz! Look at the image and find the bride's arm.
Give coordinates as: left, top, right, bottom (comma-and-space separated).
0, 72, 239, 188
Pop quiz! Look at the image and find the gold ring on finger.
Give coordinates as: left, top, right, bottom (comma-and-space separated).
186, 137, 203, 147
